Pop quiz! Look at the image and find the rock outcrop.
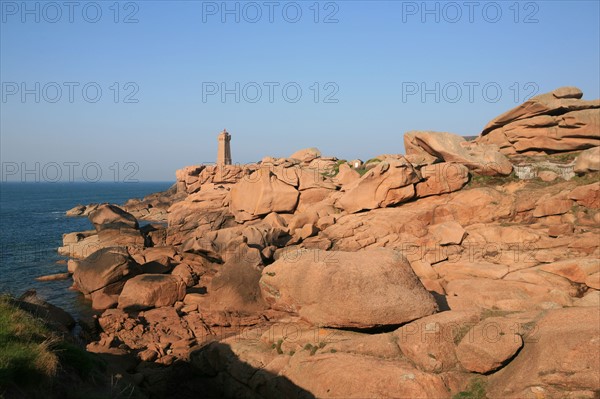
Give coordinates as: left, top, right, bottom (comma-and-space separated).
260, 248, 438, 328
72, 247, 141, 309
404, 131, 513, 176
336, 158, 420, 213
52, 93, 600, 398
118, 274, 186, 310
478, 87, 600, 155
574, 146, 600, 174
230, 169, 299, 221
487, 307, 600, 398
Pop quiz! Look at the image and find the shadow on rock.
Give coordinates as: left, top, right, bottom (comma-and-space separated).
188, 342, 316, 399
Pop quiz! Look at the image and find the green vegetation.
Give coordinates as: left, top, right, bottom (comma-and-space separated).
452, 377, 488, 399
519, 151, 580, 164
321, 159, 348, 178
480, 309, 518, 320
571, 171, 600, 186
345, 158, 382, 176
302, 343, 319, 356
466, 172, 520, 188
275, 339, 284, 355
356, 167, 371, 176
0, 295, 60, 389
0, 295, 107, 398
549, 152, 580, 163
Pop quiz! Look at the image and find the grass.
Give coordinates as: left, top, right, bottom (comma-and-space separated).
480, 309, 518, 320
303, 343, 318, 355
518, 151, 581, 164
571, 171, 600, 186
452, 377, 487, 399
549, 152, 580, 163
356, 167, 371, 176
0, 295, 59, 388
466, 172, 520, 188
275, 339, 284, 355
0, 295, 106, 397
321, 159, 348, 178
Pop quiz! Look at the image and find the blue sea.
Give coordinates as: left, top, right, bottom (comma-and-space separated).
0, 182, 173, 319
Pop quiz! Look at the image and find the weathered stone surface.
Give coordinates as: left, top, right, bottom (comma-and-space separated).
171, 263, 197, 287
89, 204, 139, 231
585, 272, 600, 290
289, 147, 321, 163
66, 203, 99, 217
230, 170, 299, 219
404, 131, 513, 176
208, 244, 267, 313
296, 187, 336, 212
166, 188, 235, 245
487, 307, 600, 398
539, 258, 599, 284
548, 223, 574, 237
175, 164, 249, 194
260, 249, 438, 328
394, 310, 479, 373
280, 352, 450, 399
434, 261, 509, 280
14, 291, 76, 333
429, 221, 467, 245
336, 158, 420, 213
72, 247, 140, 295
58, 231, 101, 259
532, 197, 573, 217
446, 279, 572, 311
415, 162, 469, 198
90, 281, 124, 310
538, 170, 558, 182
569, 183, 600, 208
482, 109, 600, 154
481, 87, 595, 134
478, 87, 600, 155
574, 146, 600, 174
118, 274, 186, 310
85, 204, 146, 248
335, 163, 360, 186
456, 317, 523, 374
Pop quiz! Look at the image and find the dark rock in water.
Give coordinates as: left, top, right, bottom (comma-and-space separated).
65, 203, 100, 217
15, 289, 75, 332
35, 272, 70, 282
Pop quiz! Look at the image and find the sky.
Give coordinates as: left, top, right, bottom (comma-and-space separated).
1, 0, 599, 181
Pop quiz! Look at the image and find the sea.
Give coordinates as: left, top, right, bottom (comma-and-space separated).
0, 182, 173, 319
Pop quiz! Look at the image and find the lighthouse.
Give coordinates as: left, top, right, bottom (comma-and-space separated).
217, 129, 232, 166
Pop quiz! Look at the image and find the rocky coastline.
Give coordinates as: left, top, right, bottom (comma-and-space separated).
41, 87, 599, 398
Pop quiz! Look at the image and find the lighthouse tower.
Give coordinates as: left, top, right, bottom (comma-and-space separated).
217, 129, 232, 166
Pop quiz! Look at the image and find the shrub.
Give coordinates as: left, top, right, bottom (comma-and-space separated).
452, 377, 487, 399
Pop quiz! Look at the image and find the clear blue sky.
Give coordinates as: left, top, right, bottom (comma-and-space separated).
1, 0, 599, 181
